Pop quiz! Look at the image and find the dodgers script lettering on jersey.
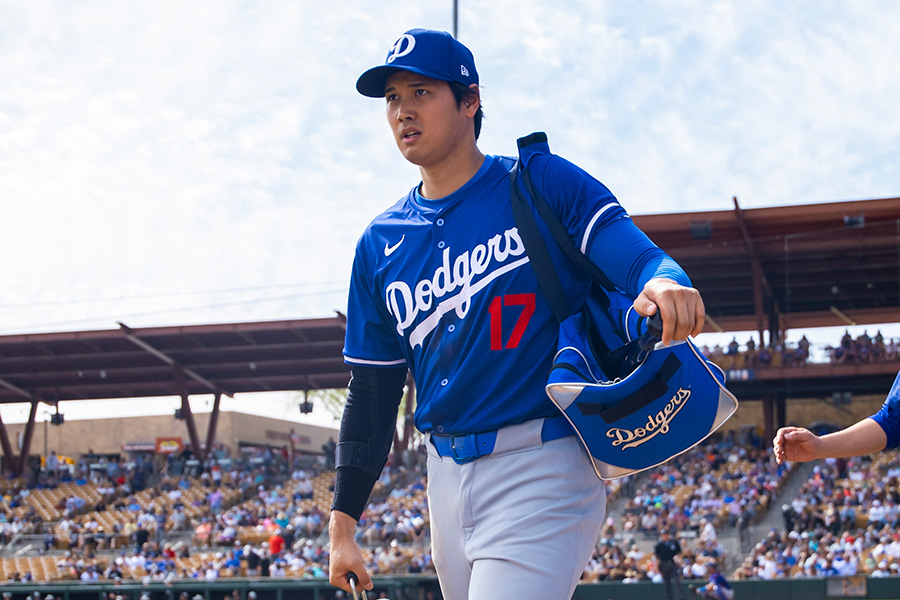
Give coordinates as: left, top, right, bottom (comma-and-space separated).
343, 153, 625, 434
385, 226, 527, 348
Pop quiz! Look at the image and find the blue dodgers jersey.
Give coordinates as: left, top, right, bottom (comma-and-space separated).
343, 153, 626, 435
871, 369, 900, 449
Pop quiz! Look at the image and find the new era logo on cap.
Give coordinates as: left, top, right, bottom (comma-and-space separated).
357, 28, 479, 98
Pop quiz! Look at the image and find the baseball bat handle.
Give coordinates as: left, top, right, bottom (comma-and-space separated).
348, 572, 368, 600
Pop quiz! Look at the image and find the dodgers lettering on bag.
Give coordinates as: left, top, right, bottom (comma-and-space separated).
385, 226, 528, 348
606, 388, 691, 450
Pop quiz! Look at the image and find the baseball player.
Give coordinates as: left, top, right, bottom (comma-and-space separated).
691, 561, 733, 600
774, 368, 900, 463
328, 28, 705, 600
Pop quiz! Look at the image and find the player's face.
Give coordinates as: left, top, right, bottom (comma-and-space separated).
383, 71, 477, 169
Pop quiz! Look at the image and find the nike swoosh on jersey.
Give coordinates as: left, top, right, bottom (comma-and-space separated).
384, 235, 406, 257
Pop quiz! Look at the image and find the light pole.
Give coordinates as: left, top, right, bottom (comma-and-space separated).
453, 0, 458, 39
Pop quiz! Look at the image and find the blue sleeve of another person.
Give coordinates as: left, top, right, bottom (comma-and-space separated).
870, 370, 900, 450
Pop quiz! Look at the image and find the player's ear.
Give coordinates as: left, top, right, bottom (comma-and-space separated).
464, 84, 480, 116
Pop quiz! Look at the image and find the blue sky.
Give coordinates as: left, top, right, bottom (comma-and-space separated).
0, 1, 898, 426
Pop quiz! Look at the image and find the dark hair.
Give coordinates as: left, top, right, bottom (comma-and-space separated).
448, 81, 484, 141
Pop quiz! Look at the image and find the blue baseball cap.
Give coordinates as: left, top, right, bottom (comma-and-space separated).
356, 29, 478, 98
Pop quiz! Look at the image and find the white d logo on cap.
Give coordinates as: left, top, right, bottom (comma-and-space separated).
387, 34, 416, 63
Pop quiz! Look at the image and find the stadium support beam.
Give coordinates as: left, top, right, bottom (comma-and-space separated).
704, 314, 724, 333
829, 306, 857, 326
392, 373, 417, 467
0, 375, 33, 401
0, 410, 18, 475
733, 197, 777, 346
16, 401, 39, 476
204, 391, 222, 459
174, 366, 204, 461
762, 393, 775, 448
120, 320, 230, 461
0, 376, 35, 476
118, 322, 232, 397
403, 373, 416, 450
776, 395, 787, 431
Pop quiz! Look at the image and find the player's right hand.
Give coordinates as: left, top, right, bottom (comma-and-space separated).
328, 540, 372, 593
773, 426, 821, 464
328, 511, 373, 593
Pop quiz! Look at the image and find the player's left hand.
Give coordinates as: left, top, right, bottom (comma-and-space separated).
633, 278, 705, 346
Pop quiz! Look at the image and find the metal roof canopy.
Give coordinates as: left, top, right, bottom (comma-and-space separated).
0, 197, 894, 408
0, 316, 349, 405
633, 196, 899, 337
0, 316, 349, 475
0, 196, 897, 474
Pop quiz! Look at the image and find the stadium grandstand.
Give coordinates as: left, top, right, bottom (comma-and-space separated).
1, 197, 898, 599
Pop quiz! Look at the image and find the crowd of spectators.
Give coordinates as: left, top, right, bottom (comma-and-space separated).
580, 521, 728, 584
5, 436, 900, 586
733, 526, 900, 580
1, 443, 436, 584
700, 329, 900, 371
732, 449, 900, 580
0, 490, 38, 544
616, 431, 790, 539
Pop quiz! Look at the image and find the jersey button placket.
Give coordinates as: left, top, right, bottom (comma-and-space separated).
436, 214, 446, 249
433, 211, 451, 432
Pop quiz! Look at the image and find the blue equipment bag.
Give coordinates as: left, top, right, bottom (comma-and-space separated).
510, 132, 738, 480
547, 304, 739, 479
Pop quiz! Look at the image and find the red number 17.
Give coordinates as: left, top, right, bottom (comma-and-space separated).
488, 293, 536, 350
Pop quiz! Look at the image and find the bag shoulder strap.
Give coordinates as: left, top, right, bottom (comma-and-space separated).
510, 162, 571, 322
516, 133, 617, 293
513, 132, 666, 378
510, 132, 616, 322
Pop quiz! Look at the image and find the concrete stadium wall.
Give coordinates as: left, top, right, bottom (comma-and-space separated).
2, 575, 897, 600
576, 576, 897, 599
721, 392, 884, 434
2, 411, 338, 459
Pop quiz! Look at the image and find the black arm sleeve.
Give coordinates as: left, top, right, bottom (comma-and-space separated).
330, 365, 408, 521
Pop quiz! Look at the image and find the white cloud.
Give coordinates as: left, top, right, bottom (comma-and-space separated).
0, 1, 895, 339
0, 2, 897, 430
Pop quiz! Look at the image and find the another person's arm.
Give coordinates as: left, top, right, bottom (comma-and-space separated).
774, 370, 900, 464
773, 419, 887, 464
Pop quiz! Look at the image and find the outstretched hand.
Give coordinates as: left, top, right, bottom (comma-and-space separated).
773, 419, 887, 463
633, 278, 705, 346
773, 426, 822, 464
